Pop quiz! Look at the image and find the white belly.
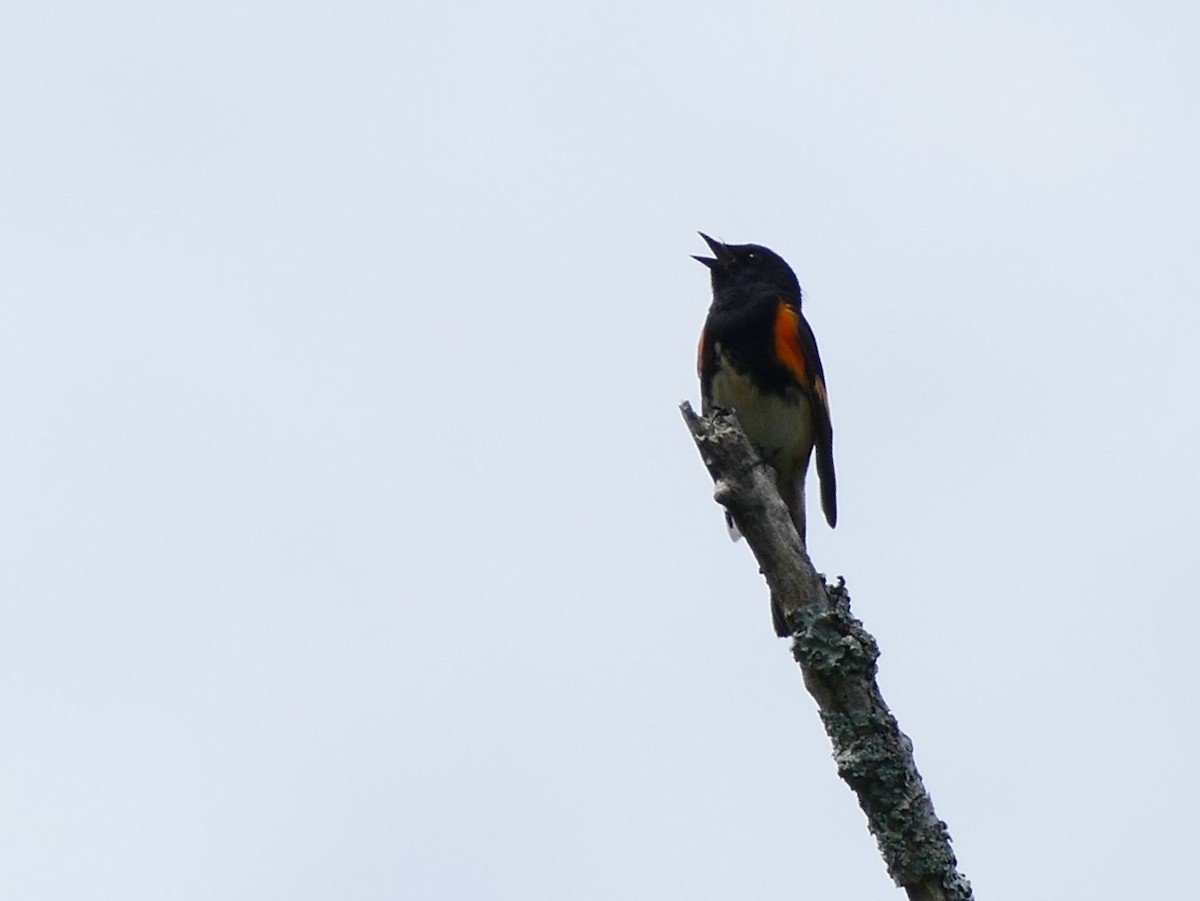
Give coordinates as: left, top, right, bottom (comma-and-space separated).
709, 351, 814, 474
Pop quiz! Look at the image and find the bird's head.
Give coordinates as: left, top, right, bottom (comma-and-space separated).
693, 233, 801, 300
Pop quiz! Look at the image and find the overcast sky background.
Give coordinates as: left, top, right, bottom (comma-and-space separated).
3, 2, 1199, 898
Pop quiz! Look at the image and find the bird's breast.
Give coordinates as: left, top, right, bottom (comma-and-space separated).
709, 346, 815, 470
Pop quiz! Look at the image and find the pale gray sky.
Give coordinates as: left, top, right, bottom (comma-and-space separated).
3, 2, 1199, 898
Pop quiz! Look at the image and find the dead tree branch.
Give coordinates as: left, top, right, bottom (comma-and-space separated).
680, 401, 973, 901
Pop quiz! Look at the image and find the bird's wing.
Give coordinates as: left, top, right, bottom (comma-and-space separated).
697, 326, 716, 414
772, 301, 837, 528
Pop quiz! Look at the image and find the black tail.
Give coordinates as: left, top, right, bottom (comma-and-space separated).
816, 442, 837, 529
771, 594, 790, 637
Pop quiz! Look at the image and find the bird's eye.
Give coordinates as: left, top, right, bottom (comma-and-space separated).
745, 252, 759, 262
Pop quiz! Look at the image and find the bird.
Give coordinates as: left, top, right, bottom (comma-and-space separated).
694, 233, 837, 634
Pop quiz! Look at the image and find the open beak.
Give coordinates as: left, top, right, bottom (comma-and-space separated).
692, 232, 732, 269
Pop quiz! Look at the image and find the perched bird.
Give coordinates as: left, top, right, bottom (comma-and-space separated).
695, 233, 837, 633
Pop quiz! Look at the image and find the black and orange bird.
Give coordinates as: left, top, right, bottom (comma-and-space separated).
695, 233, 837, 631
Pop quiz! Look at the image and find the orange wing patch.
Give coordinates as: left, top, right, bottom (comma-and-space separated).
772, 302, 810, 387
812, 375, 830, 414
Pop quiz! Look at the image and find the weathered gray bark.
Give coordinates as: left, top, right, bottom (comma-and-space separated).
680, 401, 973, 901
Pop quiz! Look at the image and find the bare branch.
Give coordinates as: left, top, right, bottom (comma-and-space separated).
680, 401, 973, 901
